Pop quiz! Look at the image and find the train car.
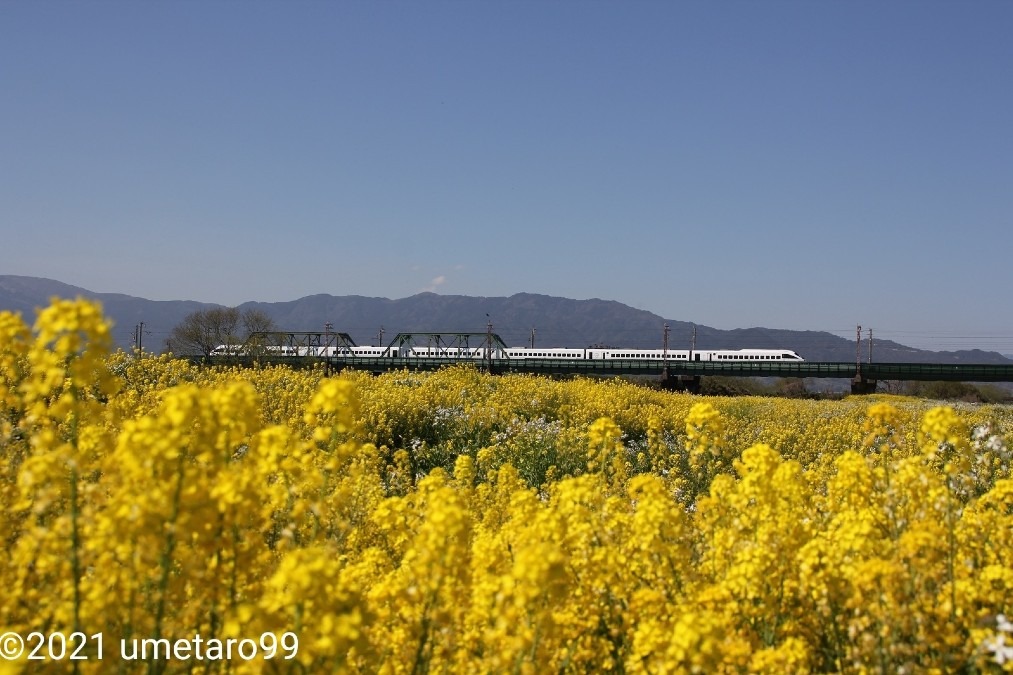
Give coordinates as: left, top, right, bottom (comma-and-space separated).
504, 347, 586, 359
591, 349, 690, 360
399, 346, 509, 359
351, 346, 395, 357
705, 349, 804, 362
210, 344, 245, 357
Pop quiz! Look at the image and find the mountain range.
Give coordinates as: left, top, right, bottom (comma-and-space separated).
1, 275, 1008, 365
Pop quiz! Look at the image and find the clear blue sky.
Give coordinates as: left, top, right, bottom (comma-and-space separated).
3, 1, 1011, 352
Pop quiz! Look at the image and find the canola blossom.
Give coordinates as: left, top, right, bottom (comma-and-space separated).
1, 298, 1013, 673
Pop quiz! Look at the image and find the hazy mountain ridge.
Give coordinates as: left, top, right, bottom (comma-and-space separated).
2, 276, 1010, 365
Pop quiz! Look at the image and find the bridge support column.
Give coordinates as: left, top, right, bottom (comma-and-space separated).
661, 374, 701, 394
851, 377, 878, 395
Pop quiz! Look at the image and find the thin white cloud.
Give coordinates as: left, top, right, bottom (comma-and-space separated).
420, 275, 447, 293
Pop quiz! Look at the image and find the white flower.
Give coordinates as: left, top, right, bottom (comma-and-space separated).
984, 633, 1013, 665
982, 616, 1013, 665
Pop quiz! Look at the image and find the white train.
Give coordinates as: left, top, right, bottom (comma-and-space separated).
212, 344, 804, 362
508, 348, 804, 362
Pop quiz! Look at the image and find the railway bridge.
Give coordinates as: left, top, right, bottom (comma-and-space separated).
320, 356, 1013, 393
230, 331, 1013, 394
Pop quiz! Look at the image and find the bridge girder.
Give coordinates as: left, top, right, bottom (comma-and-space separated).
246, 331, 358, 351
381, 332, 510, 358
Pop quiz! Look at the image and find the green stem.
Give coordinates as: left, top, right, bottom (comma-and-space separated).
150, 452, 186, 675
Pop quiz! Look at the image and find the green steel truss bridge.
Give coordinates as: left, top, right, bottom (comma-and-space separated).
234, 330, 1013, 394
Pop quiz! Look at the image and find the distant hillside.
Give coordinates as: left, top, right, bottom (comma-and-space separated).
1, 275, 1010, 365
0, 275, 209, 351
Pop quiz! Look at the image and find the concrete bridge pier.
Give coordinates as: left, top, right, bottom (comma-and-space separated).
851, 377, 878, 394
661, 373, 701, 394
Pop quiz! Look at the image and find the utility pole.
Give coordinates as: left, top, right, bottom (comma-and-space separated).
377, 326, 385, 348
485, 315, 493, 371
856, 325, 862, 377
663, 323, 670, 362
689, 325, 697, 361
530, 328, 536, 349
322, 320, 334, 356
868, 327, 873, 364
133, 322, 145, 357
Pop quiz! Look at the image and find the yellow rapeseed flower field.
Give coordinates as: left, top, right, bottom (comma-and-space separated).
2, 298, 1012, 673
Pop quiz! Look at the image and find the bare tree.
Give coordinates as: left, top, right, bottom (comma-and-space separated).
241, 308, 282, 357
242, 308, 276, 336
168, 307, 278, 358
